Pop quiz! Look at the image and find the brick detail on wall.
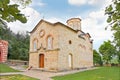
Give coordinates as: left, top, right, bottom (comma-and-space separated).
0, 40, 8, 63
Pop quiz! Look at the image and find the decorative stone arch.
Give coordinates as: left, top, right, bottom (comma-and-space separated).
68, 53, 73, 69
46, 35, 54, 49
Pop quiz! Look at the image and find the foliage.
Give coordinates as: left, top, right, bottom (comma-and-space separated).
0, 63, 19, 73
52, 67, 120, 80
105, 0, 120, 63
93, 50, 103, 66
113, 29, 120, 63
0, 0, 27, 23
99, 40, 116, 64
0, 24, 29, 61
105, 0, 120, 27
0, 74, 39, 80
111, 56, 119, 64
0, 0, 31, 61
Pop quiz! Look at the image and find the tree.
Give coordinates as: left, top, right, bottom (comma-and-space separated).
0, 0, 28, 23
105, 0, 120, 63
0, 24, 30, 61
105, 0, 120, 28
0, 0, 31, 61
99, 40, 116, 64
93, 50, 103, 66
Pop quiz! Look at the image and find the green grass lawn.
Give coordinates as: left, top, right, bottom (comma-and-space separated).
0, 63, 19, 73
0, 74, 39, 80
52, 67, 120, 80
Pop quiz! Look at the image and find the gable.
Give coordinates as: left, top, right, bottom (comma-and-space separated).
30, 19, 54, 34
30, 19, 80, 34
30, 19, 91, 38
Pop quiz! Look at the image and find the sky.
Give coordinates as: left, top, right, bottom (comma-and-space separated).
8, 0, 113, 51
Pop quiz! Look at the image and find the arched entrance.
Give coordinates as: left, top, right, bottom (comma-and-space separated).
68, 54, 73, 69
39, 54, 44, 68
0, 51, 2, 62
0, 47, 2, 62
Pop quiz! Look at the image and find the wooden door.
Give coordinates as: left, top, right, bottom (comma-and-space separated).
39, 54, 44, 68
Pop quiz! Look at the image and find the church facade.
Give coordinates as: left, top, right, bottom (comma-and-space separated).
29, 18, 93, 71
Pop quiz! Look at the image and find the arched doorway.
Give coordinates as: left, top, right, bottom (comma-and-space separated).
0, 51, 2, 62
0, 47, 2, 62
68, 54, 73, 69
39, 54, 44, 68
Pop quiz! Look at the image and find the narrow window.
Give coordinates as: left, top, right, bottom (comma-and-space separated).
47, 36, 53, 49
68, 54, 72, 68
69, 40, 72, 44
33, 39, 37, 51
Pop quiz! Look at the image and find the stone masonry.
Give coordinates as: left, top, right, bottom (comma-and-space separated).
29, 18, 93, 72
0, 40, 8, 63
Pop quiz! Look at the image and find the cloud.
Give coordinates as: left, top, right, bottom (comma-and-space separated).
68, 0, 107, 6
81, 10, 113, 50
45, 17, 64, 23
37, 3, 46, 6
30, 0, 46, 7
8, 7, 41, 33
31, 2, 46, 7
68, 0, 87, 6
88, 0, 97, 5
88, 0, 104, 5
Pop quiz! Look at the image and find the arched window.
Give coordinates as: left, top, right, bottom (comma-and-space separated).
47, 36, 53, 49
33, 39, 38, 51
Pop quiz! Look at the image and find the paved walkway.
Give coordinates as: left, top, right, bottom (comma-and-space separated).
23, 67, 97, 80
0, 72, 23, 76
9, 65, 27, 72
0, 67, 97, 80
23, 70, 54, 80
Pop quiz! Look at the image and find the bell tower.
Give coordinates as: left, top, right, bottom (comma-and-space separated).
66, 18, 81, 30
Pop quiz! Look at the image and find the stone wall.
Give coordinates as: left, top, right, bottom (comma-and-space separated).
29, 52, 39, 68
29, 21, 59, 52
29, 19, 93, 71
56, 24, 93, 71
0, 40, 8, 63
29, 50, 59, 71
45, 50, 58, 71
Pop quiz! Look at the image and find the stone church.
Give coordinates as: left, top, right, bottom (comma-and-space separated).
29, 18, 93, 71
